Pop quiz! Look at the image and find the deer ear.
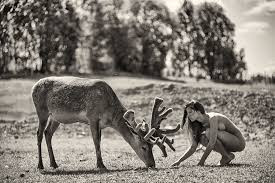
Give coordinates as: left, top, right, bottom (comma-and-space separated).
123, 110, 135, 122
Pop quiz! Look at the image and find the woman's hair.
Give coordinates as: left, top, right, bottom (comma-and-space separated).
182, 100, 205, 143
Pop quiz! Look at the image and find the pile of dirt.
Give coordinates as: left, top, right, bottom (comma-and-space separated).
1, 83, 274, 141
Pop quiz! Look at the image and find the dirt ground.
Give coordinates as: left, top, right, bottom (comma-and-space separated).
0, 135, 274, 183
0, 76, 274, 182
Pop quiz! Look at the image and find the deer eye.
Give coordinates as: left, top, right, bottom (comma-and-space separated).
142, 146, 147, 151
189, 110, 194, 115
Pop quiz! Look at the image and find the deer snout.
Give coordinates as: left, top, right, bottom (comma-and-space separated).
147, 161, 155, 168
145, 158, 155, 168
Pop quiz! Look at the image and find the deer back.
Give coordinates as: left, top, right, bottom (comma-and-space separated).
32, 76, 126, 125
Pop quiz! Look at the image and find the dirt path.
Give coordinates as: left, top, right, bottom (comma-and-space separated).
0, 135, 274, 183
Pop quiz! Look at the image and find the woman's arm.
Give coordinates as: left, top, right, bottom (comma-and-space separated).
198, 117, 218, 166
171, 140, 198, 166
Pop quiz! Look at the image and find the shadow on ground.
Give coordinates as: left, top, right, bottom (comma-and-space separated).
40, 167, 149, 175
205, 163, 252, 168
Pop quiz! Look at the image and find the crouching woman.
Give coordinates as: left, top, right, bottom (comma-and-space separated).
172, 100, 245, 166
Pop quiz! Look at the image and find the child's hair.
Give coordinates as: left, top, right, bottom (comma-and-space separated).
182, 100, 205, 143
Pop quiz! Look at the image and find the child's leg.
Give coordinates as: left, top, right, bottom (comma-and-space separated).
217, 131, 245, 152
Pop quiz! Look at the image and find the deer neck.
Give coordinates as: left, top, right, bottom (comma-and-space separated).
112, 110, 136, 147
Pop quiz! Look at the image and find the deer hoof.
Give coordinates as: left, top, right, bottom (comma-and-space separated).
97, 163, 107, 170
37, 164, 44, 170
97, 166, 108, 172
51, 163, 58, 169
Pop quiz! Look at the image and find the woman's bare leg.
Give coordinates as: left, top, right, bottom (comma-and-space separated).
217, 131, 245, 152
200, 134, 235, 165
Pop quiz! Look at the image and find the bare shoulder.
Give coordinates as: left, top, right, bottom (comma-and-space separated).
207, 112, 230, 122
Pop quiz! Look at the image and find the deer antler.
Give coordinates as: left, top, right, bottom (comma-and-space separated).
150, 97, 180, 157
123, 98, 180, 157
123, 110, 159, 145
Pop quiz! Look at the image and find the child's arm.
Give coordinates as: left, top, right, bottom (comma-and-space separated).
171, 139, 198, 166
197, 117, 218, 166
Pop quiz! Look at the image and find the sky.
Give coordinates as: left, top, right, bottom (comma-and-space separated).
161, 0, 275, 76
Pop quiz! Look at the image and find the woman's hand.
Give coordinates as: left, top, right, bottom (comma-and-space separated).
171, 161, 181, 167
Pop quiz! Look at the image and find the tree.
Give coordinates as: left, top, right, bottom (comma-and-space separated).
105, 0, 132, 72
0, 0, 41, 74
88, 0, 108, 71
0, 1, 13, 74
36, 0, 80, 73
129, 0, 173, 77
195, 2, 246, 81
0, 0, 80, 74
87, 0, 136, 72
172, 0, 197, 77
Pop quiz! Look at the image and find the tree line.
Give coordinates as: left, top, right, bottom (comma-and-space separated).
0, 0, 247, 82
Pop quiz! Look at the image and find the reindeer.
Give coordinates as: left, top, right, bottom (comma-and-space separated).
32, 76, 180, 170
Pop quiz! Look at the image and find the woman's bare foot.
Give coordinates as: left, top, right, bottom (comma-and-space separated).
219, 153, 235, 166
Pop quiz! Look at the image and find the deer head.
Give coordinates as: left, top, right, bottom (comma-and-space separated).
123, 110, 155, 167
123, 97, 180, 160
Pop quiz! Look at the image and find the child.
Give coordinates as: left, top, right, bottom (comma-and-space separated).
171, 100, 246, 166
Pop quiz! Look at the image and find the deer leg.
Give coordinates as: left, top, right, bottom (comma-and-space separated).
36, 110, 49, 169
90, 121, 106, 170
44, 116, 60, 169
